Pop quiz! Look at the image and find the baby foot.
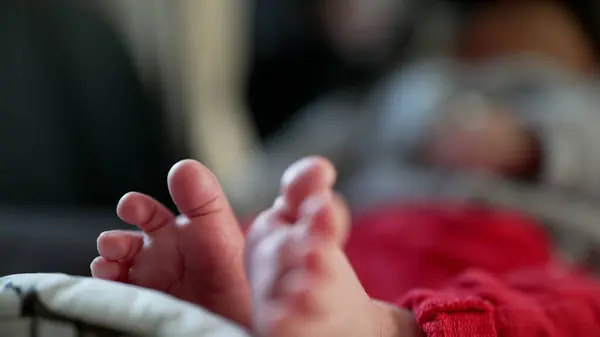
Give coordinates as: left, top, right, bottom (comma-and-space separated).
247, 189, 392, 337
91, 156, 337, 328
91, 160, 251, 326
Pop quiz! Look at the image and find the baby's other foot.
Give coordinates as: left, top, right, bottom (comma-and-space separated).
91, 160, 250, 326
248, 191, 401, 337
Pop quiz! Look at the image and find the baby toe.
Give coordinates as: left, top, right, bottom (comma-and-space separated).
97, 230, 144, 261
90, 256, 128, 281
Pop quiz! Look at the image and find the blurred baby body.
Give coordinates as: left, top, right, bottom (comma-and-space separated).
347, 55, 600, 265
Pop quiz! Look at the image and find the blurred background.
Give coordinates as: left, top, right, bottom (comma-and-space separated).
1, 0, 600, 276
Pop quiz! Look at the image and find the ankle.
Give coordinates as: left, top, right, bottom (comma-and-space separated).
372, 300, 424, 337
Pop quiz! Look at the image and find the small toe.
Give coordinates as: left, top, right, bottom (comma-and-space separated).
117, 192, 174, 233
300, 192, 351, 245
90, 256, 128, 281
97, 230, 144, 261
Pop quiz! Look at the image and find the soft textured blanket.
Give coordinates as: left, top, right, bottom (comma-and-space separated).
0, 273, 249, 337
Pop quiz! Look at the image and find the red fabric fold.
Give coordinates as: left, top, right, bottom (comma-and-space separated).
345, 203, 600, 337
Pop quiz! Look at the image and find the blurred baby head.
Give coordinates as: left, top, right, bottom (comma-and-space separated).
455, 0, 597, 74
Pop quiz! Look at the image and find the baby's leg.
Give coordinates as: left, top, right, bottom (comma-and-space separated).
246, 190, 420, 337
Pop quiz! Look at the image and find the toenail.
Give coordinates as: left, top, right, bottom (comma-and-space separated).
280, 157, 318, 188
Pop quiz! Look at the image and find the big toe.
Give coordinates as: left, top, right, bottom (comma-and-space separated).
168, 160, 229, 216
166, 159, 244, 260
167, 159, 242, 247
280, 156, 337, 217
167, 159, 251, 325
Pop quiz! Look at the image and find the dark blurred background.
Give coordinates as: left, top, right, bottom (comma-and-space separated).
1, 0, 599, 276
